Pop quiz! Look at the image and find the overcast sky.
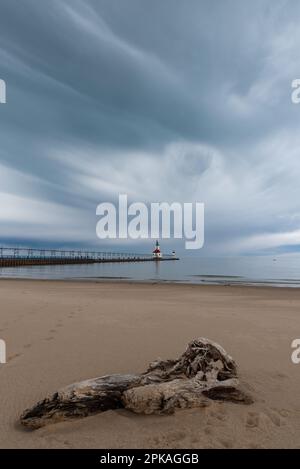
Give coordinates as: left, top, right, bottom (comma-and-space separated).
1, 0, 300, 255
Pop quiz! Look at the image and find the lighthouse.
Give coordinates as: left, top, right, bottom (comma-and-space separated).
152, 240, 162, 259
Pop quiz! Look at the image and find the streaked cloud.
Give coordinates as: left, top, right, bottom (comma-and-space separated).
1, 0, 300, 254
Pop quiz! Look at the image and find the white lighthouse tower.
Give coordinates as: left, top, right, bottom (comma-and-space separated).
152, 240, 162, 259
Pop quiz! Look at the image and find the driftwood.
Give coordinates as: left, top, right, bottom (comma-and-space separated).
20, 338, 253, 429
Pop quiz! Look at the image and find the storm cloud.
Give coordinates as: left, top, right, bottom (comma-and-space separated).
0, 0, 300, 254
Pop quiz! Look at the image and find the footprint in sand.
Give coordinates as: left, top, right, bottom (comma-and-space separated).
204, 426, 213, 435
42, 435, 72, 449
150, 430, 187, 447
265, 409, 282, 427
7, 352, 22, 362
45, 337, 54, 341
278, 408, 291, 418
246, 412, 260, 428
206, 406, 227, 424
246, 408, 284, 430
218, 438, 233, 448
23, 344, 32, 349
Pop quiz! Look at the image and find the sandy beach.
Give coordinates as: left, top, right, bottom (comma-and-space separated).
0, 279, 300, 448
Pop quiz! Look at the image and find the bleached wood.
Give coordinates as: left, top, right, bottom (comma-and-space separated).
20, 338, 252, 429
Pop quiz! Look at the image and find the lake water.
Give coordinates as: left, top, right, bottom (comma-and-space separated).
1, 254, 300, 287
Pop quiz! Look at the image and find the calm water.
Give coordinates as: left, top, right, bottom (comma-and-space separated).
1, 255, 300, 287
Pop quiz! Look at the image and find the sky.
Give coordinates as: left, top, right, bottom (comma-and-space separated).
0, 0, 300, 256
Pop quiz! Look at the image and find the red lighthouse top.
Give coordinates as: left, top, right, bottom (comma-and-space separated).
153, 240, 161, 254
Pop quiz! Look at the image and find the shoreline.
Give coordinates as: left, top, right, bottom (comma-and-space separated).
1, 276, 300, 290
1, 279, 300, 448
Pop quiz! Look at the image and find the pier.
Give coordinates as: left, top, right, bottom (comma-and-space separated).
0, 247, 179, 268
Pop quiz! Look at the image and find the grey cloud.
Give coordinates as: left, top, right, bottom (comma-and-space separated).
0, 0, 300, 254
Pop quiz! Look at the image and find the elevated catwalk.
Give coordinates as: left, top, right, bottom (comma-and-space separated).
0, 247, 179, 267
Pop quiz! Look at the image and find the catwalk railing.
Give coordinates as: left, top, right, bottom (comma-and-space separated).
0, 247, 178, 267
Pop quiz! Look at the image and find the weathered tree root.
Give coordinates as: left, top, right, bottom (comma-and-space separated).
20, 338, 253, 429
